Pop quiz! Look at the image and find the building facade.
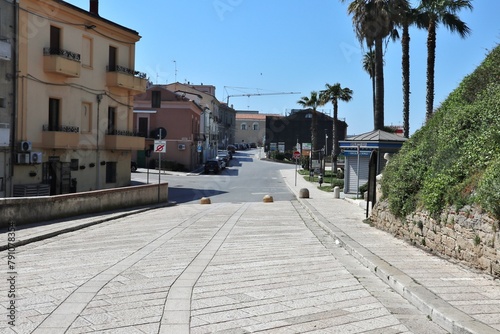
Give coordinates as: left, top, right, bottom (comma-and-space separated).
0, 1, 16, 197
235, 111, 266, 147
10, 0, 146, 196
133, 86, 202, 171
265, 109, 348, 156
164, 83, 236, 162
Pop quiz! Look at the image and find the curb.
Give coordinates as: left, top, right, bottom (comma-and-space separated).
294, 195, 498, 334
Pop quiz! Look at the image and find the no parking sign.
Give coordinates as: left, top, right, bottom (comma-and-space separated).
154, 140, 166, 153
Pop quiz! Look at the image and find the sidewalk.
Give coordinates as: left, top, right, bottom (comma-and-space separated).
280, 168, 500, 334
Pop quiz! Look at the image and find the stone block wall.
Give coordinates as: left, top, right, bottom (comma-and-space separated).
371, 200, 500, 278
0, 183, 169, 227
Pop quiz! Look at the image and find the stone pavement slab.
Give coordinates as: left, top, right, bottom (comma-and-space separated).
2, 198, 445, 333
2, 166, 499, 333
281, 168, 500, 334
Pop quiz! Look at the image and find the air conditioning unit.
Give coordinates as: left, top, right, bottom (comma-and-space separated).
30, 152, 42, 164
19, 140, 32, 152
178, 144, 186, 151
16, 153, 30, 164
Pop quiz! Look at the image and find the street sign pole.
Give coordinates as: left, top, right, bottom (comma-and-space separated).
293, 151, 301, 186
295, 158, 297, 186
153, 130, 167, 203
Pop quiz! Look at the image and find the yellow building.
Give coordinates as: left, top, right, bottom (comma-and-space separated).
13, 0, 146, 195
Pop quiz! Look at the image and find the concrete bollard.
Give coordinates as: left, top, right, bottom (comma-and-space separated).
263, 195, 274, 203
200, 197, 211, 204
333, 186, 340, 199
299, 188, 309, 198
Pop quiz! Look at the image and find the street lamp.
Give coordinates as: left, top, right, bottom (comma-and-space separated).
325, 130, 328, 175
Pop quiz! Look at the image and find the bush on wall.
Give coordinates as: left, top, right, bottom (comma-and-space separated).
381, 45, 500, 219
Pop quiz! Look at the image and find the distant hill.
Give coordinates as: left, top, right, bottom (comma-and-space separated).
381, 44, 500, 219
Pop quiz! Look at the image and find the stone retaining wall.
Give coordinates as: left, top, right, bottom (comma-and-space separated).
371, 200, 500, 278
0, 183, 168, 228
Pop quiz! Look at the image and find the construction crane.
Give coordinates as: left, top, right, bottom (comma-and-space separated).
224, 86, 301, 106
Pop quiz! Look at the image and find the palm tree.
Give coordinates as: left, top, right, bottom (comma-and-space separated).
319, 83, 353, 172
395, 5, 420, 138
341, 0, 409, 130
362, 50, 376, 121
401, 12, 411, 138
416, 0, 472, 121
297, 92, 320, 162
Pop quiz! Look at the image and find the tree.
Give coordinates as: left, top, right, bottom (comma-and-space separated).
394, 5, 420, 138
362, 50, 376, 121
319, 83, 353, 172
401, 11, 411, 138
341, 0, 409, 130
297, 92, 320, 162
416, 0, 472, 121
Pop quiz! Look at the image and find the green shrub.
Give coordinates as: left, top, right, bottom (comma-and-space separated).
476, 157, 500, 219
381, 45, 500, 219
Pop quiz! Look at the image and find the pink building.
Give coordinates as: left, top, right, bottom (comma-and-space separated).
133, 86, 203, 171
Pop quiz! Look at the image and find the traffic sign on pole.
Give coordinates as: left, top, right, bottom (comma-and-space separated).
154, 140, 166, 153
293, 151, 301, 159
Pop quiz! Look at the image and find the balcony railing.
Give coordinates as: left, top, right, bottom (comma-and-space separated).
106, 65, 147, 93
43, 47, 81, 61
105, 129, 145, 150
41, 124, 80, 149
43, 47, 81, 77
107, 65, 146, 79
106, 129, 141, 137
43, 124, 80, 133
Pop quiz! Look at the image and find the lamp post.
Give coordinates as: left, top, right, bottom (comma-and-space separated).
325, 130, 328, 176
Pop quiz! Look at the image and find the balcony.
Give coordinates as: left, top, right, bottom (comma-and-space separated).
105, 130, 145, 150
43, 47, 81, 77
106, 65, 147, 94
41, 125, 80, 149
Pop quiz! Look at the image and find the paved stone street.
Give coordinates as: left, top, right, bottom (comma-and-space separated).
2, 201, 444, 334
1, 167, 499, 333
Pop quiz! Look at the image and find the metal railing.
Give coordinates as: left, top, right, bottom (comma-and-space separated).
43, 124, 79, 133
106, 65, 147, 79
43, 47, 81, 62
106, 129, 141, 137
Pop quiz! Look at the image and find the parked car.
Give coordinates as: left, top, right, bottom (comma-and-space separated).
250, 142, 257, 148
227, 145, 236, 154
204, 159, 221, 174
216, 155, 227, 169
131, 161, 138, 172
217, 152, 230, 166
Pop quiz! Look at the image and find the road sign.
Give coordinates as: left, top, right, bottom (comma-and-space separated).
154, 140, 166, 153
293, 151, 301, 159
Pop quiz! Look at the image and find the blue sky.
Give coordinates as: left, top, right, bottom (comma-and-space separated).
67, 0, 499, 136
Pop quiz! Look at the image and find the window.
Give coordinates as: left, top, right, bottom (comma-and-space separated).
108, 46, 117, 71
82, 36, 92, 67
152, 90, 161, 108
305, 113, 312, 119
70, 159, 79, 171
81, 102, 91, 133
107, 107, 116, 134
48, 98, 60, 131
138, 117, 148, 137
241, 123, 247, 130
253, 123, 259, 131
50, 26, 61, 51
105, 162, 117, 183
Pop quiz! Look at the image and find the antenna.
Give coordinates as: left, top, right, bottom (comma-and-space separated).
173, 60, 177, 82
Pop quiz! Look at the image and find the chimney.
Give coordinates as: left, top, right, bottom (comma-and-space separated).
90, 0, 99, 15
